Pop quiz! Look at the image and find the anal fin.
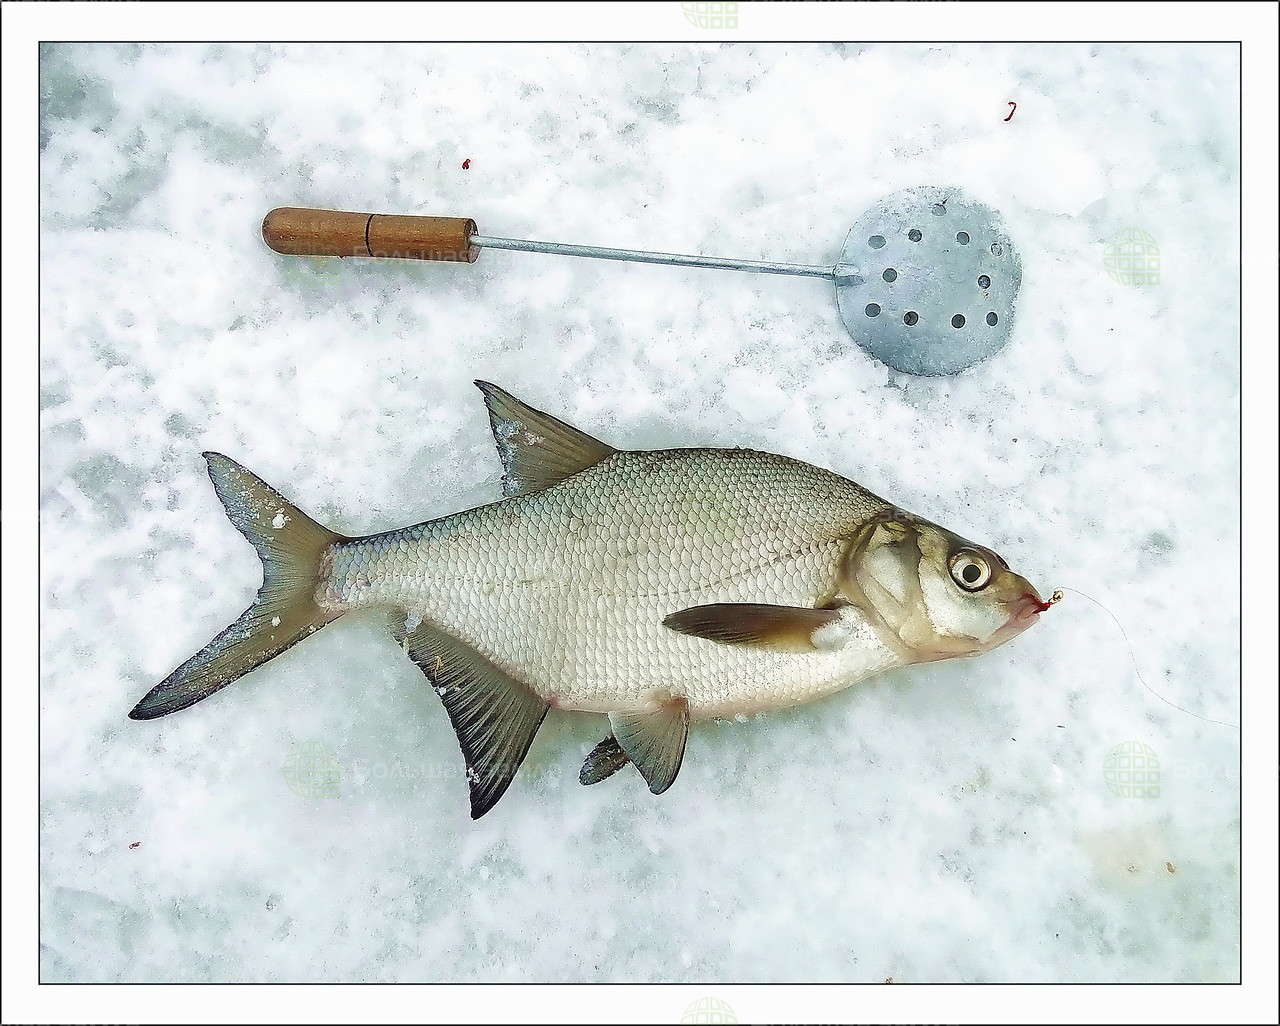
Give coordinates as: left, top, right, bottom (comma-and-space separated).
609, 697, 689, 795
390, 613, 548, 819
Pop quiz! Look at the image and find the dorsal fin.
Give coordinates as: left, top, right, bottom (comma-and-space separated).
474, 380, 615, 497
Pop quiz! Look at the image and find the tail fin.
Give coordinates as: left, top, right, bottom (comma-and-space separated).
129, 453, 345, 720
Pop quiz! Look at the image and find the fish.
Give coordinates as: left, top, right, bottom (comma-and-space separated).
130, 381, 1054, 818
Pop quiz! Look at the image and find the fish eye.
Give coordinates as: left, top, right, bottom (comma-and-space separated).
948, 550, 992, 592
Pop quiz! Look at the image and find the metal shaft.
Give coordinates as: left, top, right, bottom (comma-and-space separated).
469, 234, 837, 279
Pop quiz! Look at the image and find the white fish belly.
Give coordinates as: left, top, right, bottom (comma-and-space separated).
324, 449, 897, 717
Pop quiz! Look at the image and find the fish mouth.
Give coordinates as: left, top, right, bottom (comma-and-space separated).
988, 592, 1051, 648
1012, 591, 1053, 623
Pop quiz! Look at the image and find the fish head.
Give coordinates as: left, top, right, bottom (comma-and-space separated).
844, 513, 1048, 663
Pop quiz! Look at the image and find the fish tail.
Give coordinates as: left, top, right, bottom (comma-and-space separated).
128, 453, 345, 720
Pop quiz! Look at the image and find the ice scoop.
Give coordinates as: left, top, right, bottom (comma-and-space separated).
262, 186, 1022, 376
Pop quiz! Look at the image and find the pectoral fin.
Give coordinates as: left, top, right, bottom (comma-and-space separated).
390, 613, 549, 819
579, 734, 629, 786
609, 698, 689, 795
662, 603, 841, 652
475, 380, 616, 496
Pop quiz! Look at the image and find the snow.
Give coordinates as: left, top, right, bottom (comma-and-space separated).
39, 43, 1238, 982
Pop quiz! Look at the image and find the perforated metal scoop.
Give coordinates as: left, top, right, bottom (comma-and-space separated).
263, 186, 1022, 376
833, 187, 1022, 375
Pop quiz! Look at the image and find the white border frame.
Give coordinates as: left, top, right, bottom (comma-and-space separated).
4, 3, 1276, 1023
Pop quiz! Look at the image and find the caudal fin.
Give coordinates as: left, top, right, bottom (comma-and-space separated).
129, 453, 345, 720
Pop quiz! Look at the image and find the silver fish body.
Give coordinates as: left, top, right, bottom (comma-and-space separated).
322, 447, 897, 719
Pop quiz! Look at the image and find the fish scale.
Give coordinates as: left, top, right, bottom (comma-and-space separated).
324, 448, 895, 717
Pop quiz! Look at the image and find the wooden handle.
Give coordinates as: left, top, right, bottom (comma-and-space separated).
261, 207, 479, 262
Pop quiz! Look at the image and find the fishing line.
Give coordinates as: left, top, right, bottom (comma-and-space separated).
1057, 586, 1238, 730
